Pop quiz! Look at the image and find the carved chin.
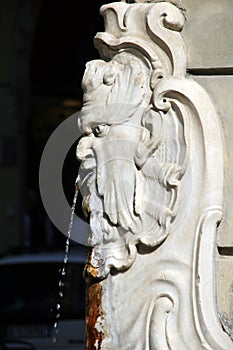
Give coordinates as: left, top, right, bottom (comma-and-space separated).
83, 192, 122, 246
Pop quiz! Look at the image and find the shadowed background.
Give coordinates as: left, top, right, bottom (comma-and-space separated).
0, 0, 108, 254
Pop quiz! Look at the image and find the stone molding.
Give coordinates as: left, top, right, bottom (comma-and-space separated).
76, 2, 233, 348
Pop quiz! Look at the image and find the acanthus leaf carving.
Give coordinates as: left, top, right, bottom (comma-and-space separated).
77, 2, 189, 279
77, 51, 188, 278
76, 1, 233, 349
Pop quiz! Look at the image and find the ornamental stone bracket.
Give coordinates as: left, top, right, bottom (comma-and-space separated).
75, 1, 233, 349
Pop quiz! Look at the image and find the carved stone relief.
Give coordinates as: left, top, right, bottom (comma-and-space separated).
76, 1, 233, 349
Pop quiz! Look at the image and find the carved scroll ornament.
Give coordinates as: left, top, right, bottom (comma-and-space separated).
76, 2, 233, 349
77, 1, 188, 278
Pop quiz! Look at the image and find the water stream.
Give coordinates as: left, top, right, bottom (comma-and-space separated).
51, 184, 79, 343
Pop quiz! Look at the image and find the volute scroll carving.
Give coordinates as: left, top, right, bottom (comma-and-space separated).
76, 2, 233, 349
77, 2, 189, 279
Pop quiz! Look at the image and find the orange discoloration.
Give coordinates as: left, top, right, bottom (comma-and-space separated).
84, 248, 104, 350
82, 194, 91, 218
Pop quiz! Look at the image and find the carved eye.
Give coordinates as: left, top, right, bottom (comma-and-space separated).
92, 124, 109, 137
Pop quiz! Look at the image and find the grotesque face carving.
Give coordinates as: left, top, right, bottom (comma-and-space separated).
76, 51, 186, 278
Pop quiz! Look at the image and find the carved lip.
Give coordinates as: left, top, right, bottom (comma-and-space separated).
82, 100, 92, 108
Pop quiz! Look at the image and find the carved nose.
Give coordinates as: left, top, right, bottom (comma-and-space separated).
76, 135, 94, 161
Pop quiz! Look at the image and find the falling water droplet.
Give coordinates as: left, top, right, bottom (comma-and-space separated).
51, 185, 79, 344
58, 281, 64, 288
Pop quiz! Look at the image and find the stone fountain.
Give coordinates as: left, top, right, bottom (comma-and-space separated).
75, 1, 233, 349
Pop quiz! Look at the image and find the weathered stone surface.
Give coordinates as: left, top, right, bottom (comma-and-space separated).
76, 2, 233, 348
191, 76, 233, 247
190, 76, 233, 341
183, 0, 233, 68
216, 255, 233, 340
125, 0, 233, 68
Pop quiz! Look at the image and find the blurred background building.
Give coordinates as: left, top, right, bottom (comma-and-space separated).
0, 0, 108, 254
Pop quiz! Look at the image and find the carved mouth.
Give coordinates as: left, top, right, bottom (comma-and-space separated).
78, 170, 96, 218
80, 152, 96, 171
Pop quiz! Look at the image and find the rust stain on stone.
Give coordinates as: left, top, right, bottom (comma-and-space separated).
84, 248, 104, 350
82, 194, 91, 218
